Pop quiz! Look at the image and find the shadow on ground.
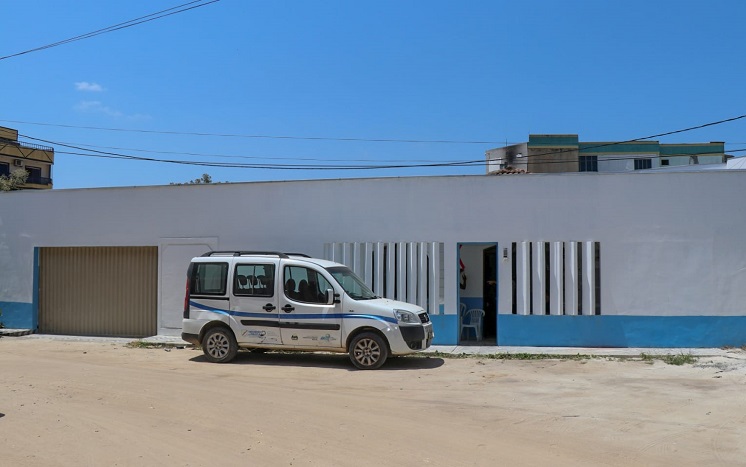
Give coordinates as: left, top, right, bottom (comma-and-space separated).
189, 350, 445, 371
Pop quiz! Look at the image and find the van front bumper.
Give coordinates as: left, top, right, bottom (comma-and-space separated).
398, 322, 434, 351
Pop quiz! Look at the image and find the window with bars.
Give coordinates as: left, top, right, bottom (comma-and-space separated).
579, 155, 598, 172
510, 241, 601, 315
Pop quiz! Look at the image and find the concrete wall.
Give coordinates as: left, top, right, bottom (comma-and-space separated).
2, 171, 745, 346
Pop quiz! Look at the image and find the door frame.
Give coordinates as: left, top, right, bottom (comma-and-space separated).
456, 242, 498, 345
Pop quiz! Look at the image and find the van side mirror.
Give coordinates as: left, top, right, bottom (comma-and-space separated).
326, 289, 340, 305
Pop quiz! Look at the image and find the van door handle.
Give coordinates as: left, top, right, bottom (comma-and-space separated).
282, 305, 294, 313
263, 304, 276, 312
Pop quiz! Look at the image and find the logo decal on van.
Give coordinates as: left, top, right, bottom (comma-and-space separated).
319, 334, 336, 342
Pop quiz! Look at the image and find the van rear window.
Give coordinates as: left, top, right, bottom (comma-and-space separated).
191, 262, 228, 296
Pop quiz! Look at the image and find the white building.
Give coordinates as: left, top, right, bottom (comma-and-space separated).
486, 135, 727, 174
1, 170, 745, 347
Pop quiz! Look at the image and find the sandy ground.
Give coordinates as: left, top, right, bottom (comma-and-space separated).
1, 337, 745, 467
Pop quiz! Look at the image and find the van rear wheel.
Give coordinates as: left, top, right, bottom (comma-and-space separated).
349, 332, 388, 370
202, 327, 238, 363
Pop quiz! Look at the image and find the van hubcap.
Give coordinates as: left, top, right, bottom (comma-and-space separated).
354, 338, 380, 366
207, 334, 229, 358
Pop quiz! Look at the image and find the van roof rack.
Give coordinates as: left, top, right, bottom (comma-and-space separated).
201, 251, 290, 258
285, 252, 311, 258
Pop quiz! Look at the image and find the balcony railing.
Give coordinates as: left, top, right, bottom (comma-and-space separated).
0, 138, 54, 152
26, 176, 53, 186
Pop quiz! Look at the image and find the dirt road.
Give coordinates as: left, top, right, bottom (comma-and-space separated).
1, 337, 745, 466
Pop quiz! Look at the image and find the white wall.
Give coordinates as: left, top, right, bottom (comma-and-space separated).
2, 171, 746, 334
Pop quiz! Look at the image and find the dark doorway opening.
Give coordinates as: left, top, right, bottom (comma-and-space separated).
482, 246, 497, 340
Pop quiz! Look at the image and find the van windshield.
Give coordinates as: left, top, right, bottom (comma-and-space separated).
326, 266, 377, 300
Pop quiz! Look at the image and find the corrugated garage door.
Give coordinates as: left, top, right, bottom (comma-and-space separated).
39, 247, 157, 337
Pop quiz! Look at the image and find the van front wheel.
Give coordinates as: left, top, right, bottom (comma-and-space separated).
202, 327, 238, 363
349, 332, 388, 370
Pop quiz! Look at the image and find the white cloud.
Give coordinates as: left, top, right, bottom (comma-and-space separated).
73, 100, 151, 121
74, 100, 122, 117
75, 81, 104, 92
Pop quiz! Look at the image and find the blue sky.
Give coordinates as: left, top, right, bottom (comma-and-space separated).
2, 0, 745, 189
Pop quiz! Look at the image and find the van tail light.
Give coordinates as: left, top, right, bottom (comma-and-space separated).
183, 277, 190, 319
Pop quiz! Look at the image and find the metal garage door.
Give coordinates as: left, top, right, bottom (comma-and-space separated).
39, 247, 157, 337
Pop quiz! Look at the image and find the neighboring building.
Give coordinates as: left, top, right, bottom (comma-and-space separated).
486, 134, 727, 174
1, 170, 745, 348
0, 126, 54, 189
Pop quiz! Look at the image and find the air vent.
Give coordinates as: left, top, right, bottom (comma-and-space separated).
13, 159, 23, 167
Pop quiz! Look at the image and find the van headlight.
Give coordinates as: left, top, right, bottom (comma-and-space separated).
394, 309, 419, 324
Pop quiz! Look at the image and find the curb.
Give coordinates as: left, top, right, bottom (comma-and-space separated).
0, 329, 34, 337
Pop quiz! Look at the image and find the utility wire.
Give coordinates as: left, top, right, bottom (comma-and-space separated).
4, 114, 744, 147
0, 0, 220, 61
41, 141, 463, 164
50, 148, 744, 171
22, 133, 745, 172
3, 120, 509, 145
18, 113, 746, 170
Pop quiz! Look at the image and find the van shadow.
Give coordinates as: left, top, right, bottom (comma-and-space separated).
189, 351, 444, 371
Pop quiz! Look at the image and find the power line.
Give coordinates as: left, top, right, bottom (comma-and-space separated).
16, 113, 746, 171
0, 0, 220, 61
39, 140, 463, 164
22, 136, 745, 172
52, 148, 744, 171
3, 120, 509, 145
4, 114, 744, 147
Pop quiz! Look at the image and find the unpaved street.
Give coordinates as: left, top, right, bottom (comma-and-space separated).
1, 337, 745, 466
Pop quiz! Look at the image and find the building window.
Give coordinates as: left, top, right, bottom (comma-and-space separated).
661, 159, 670, 166
0, 162, 9, 177
634, 159, 652, 170
25, 166, 42, 184
579, 155, 598, 172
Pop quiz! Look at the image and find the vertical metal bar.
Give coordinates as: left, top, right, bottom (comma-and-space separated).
532, 241, 545, 315
428, 242, 440, 315
374, 242, 384, 296
564, 241, 578, 315
417, 242, 427, 309
363, 242, 373, 288
550, 241, 563, 315
397, 242, 407, 301
386, 242, 396, 299
582, 241, 596, 316
407, 241, 417, 304
516, 242, 530, 315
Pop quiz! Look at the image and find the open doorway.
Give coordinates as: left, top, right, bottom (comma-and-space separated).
457, 243, 497, 345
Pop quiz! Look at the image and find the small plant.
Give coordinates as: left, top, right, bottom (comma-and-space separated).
483, 352, 591, 361
640, 353, 655, 363
416, 351, 591, 361
662, 353, 698, 366
638, 352, 697, 365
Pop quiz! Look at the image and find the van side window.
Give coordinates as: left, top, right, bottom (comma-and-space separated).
234, 264, 275, 297
191, 262, 228, 295
284, 266, 333, 304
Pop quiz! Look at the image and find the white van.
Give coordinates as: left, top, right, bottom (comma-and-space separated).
181, 251, 434, 369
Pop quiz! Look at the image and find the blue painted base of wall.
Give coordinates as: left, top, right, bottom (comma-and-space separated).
431, 314, 459, 345
430, 314, 746, 348
497, 315, 746, 348
0, 301, 36, 330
